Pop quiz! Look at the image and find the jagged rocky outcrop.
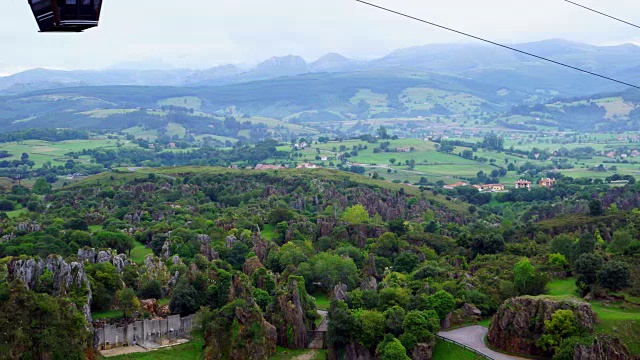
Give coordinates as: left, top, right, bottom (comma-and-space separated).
6, 255, 93, 321
16, 221, 42, 233
330, 282, 348, 302
252, 234, 275, 264
161, 239, 172, 260
411, 342, 435, 360
202, 300, 277, 360
198, 234, 219, 261
227, 273, 254, 303
242, 256, 264, 276
267, 276, 317, 349
141, 255, 172, 293
446, 303, 482, 329
226, 235, 238, 248
361, 254, 379, 291
487, 296, 597, 357
573, 335, 633, 360
77, 247, 130, 273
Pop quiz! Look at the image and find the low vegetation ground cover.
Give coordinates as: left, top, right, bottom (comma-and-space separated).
130, 240, 153, 264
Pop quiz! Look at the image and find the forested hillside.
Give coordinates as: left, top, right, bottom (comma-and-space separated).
1, 167, 640, 359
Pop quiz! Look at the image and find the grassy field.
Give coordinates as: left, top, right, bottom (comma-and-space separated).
261, 224, 277, 241
6, 207, 28, 219
312, 293, 330, 311
547, 277, 640, 355
92, 309, 123, 320
432, 339, 485, 360
104, 337, 204, 360
157, 97, 203, 110
0, 138, 137, 169
165, 123, 187, 139
130, 240, 153, 264
158, 298, 170, 306
123, 126, 159, 141
89, 225, 104, 232
80, 109, 138, 118
547, 278, 578, 297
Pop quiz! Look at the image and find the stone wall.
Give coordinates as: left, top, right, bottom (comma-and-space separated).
94, 314, 195, 350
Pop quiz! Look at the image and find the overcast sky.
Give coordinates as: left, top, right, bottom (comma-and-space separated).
2, 0, 640, 75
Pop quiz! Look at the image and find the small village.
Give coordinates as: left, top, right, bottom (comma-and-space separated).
444, 178, 558, 192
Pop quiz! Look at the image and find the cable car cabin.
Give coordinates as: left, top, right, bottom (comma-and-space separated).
28, 0, 103, 32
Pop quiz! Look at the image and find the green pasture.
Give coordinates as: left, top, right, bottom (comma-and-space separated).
432, 339, 485, 360
0, 138, 137, 168
92, 309, 123, 320
312, 293, 330, 311
157, 96, 203, 110
130, 240, 153, 264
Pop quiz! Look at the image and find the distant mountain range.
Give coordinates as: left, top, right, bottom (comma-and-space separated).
2, 39, 640, 97
2, 39, 640, 135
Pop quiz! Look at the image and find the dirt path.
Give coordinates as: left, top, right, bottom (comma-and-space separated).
437, 326, 529, 360
100, 345, 148, 357
307, 310, 328, 349
291, 350, 318, 360
316, 310, 328, 332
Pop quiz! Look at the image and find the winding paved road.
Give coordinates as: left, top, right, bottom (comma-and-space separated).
437, 326, 529, 360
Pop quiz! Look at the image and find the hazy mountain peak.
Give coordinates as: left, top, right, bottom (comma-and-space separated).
310, 53, 359, 72
253, 55, 309, 76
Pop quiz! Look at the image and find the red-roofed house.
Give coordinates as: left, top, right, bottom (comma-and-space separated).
538, 178, 557, 188
515, 179, 532, 189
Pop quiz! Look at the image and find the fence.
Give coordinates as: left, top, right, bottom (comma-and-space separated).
434, 335, 493, 360
94, 314, 195, 350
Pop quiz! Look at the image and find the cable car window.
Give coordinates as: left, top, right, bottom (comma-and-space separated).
66, 0, 77, 4
31, 0, 51, 12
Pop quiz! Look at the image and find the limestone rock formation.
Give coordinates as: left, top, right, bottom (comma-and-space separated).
227, 273, 254, 304
96, 250, 113, 264
361, 276, 378, 291
573, 335, 633, 360
251, 234, 274, 264
161, 239, 171, 260
345, 340, 373, 360
77, 248, 97, 263
198, 234, 219, 260
242, 256, 265, 276
326, 340, 372, 360
16, 221, 42, 233
487, 296, 597, 357
330, 282, 348, 302
202, 300, 277, 360
7, 255, 93, 321
226, 235, 238, 248
141, 255, 171, 289
462, 303, 482, 317
77, 247, 130, 273
140, 298, 160, 316
411, 342, 435, 360
267, 276, 317, 349
446, 303, 482, 328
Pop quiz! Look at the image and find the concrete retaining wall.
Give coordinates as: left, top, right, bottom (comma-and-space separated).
95, 314, 195, 350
